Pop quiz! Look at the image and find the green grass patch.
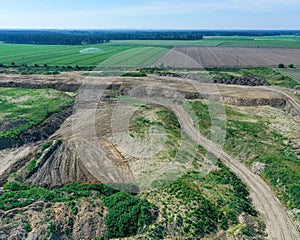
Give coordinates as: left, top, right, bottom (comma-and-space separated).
145, 162, 260, 238
103, 192, 158, 238
0, 87, 74, 139
214, 35, 300, 48
0, 182, 157, 238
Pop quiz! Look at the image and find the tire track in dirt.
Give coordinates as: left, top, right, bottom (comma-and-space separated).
168, 103, 300, 240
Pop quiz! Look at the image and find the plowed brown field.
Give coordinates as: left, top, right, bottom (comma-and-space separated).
155, 47, 300, 68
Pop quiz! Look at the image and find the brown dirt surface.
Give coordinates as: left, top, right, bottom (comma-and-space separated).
0, 73, 299, 239
155, 47, 300, 68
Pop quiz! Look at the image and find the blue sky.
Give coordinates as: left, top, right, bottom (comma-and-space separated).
0, 0, 299, 29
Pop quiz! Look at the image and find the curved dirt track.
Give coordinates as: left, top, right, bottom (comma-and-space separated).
132, 81, 300, 240
0, 73, 299, 239
58, 76, 300, 240
169, 102, 299, 240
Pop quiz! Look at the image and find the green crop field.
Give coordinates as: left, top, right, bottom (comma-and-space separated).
108, 40, 221, 47
1, 36, 300, 68
214, 35, 300, 48
99, 47, 169, 67
109, 35, 300, 48
0, 43, 140, 66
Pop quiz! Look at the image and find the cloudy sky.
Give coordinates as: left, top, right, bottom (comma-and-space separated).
0, 0, 299, 29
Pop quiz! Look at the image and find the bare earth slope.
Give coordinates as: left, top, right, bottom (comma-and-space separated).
0, 74, 299, 239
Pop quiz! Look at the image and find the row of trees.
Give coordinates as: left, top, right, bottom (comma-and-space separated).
0, 30, 109, 45
1, 30, 300, 46
0, 30, 204, 45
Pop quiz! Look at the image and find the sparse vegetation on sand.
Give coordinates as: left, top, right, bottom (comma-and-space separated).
142, 163, 265, 239
190, 100, 300, 213
0, 87, 74, 139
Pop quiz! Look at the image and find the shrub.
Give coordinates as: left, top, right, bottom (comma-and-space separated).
278, 63, 285, 68
103, 192, 158, 238
288, 64, 294, 68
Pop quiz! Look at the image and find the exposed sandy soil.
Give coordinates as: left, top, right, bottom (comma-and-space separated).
0, 73, 299, 239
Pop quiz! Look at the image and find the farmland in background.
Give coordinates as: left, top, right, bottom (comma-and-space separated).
110, 35, 300, 48
155, 47, 300, 68
0, 44, 138, 66
1, 35, 300, 68
108, 40, 221, 47
99, 47, 169, 68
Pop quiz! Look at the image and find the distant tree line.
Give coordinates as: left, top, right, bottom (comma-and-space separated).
0, 30, 204, 45
0, 30, 109, 45
1, 30, 300, 45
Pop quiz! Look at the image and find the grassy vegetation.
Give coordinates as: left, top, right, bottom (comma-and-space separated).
121, 72, 147, 77
143, 163, 264, 239
190, 100, 300, 213
0, 64, 94, 75
0, 87, 74, 139
207, 67, 300, 89
1, 36, 300, 70
0, 182, 157, 238
103, 192, 158, 238
278, 68, 300, 84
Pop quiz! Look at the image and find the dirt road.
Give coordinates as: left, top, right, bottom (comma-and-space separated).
169, 103, 299, 240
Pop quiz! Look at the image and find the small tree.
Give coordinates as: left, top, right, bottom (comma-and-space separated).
288, 64, 294, 68
278, 63, 285, 68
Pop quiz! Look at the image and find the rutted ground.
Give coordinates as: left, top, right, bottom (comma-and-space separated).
0, 73, 299, 239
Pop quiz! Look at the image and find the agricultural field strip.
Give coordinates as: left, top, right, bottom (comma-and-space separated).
108, 40, 222, 47
45, 46, 140, 66
218, 40, 300, 48
0, 45, 83, 60
156, 47, 300, 68
0, 48, 85, 63
109, 36, 300, 48
0, 44, 140, 66
100, 47, 156, 66
99, 47, 169, 67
